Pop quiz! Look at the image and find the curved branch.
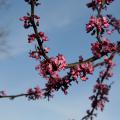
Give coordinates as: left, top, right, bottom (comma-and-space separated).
30, 0, 49, 60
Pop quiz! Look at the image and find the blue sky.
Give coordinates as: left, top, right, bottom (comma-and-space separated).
0, 0, 120, 120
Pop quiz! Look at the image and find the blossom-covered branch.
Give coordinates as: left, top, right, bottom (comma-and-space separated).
0, 0, 120, 120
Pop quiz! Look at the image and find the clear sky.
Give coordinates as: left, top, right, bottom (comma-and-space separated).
0, 0, 120, 120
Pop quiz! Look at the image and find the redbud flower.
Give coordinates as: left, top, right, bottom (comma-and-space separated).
86, 16, 110, 35
39, 32, 48, 42
35, 54, 67, 79
28, 34, 36, 43
70, 61, 94, 81
27, 86, 43, 100
91, 38, 117, 57
87, 0, 114, 10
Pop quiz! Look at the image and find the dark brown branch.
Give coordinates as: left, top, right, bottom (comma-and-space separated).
66, 54, 101, 69
0, 93, 28, 100
81, 52, 116, 120
30, 0, 49, 60
0, 51, 117, 100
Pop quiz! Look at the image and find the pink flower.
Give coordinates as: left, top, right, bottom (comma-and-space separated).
35, 54, 67, 79
29, 50, 40, 60
86, 16, 110, 35
44, 47, 50, 53
96, 0, 113, 5
28, 34, 36, 43
87, 0, 114, 11
39, 32, 48, 42
20, 15, 40, 28
39, 31, 44, 37
104, 56, 114, 66
99, 69, 114, 79
27, 86, 43, 100
106, 29, 112, 35
91, 38, 117, 57
103, 16, 109, 28
70, 60, 94, 81
20, 16, 31, 28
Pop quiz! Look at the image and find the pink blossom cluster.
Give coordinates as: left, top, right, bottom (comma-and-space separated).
29, 47, 50, 60
35, 54, 67, 79
28, 33, 36, 43
89, 83, 110, 112
91, 38, 117, 57
91, 83, 110, 111
86, 16, 109, 34
87, 0, 114, 10
99, 56, 115, 79
39, 32, 48, 42
28, 32, 49, 60
104, 56, 115, 66
96, 0, 113, 5
20, 15, 40, 28
29, 42, 50, 60
44, 77, 63, 98
29, 50, 40, 60
27, 86, 42, 100
43, 58, 94, 97
28, 32, 48, 43
70, 62, 94, 81
43, 73, 78, 97
94, 83, 109, 95
99, 69, 113, 79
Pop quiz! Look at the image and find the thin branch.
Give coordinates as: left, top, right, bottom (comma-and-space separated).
30, 0, 49, 60
0, 93, 28, 100
81, 52, 116, 120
